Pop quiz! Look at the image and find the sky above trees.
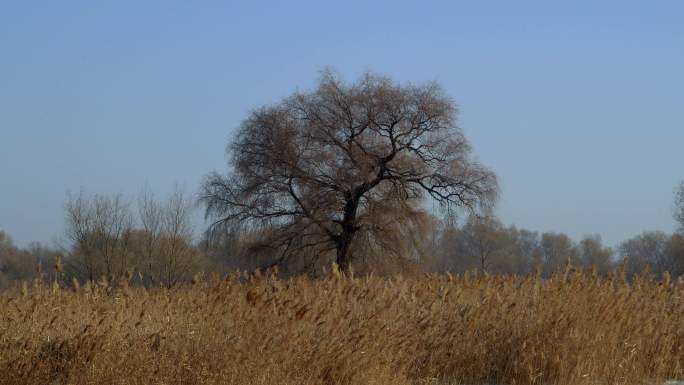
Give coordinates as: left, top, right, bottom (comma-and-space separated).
1, 1, 682, 248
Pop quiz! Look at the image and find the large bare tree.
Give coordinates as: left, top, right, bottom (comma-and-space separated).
201, 71, 498, 272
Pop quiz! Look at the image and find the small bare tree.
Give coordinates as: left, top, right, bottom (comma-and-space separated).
458, 215, 510, 274
65, 192, 133, 282
65, 192, 97, 280
540, 232, 577, 276
577, 235, 613, 275
675, 181, 684, 233
158, 188, 196, 288
620, 231, 677, 277
0, 231, 38, 287
201, 71, 498, 272
137, 188, 163, 283
136, 187, 198, 287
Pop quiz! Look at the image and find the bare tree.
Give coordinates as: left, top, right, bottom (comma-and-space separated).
137, 188, 163, 283
431, 217, 544, 275
675, 181, 684, 233
0, 231, 37, 288
66, 189, 202, 287
540, 232, 577, 276
64, 192, 133, 282
620, 231, 678, 277
577, 235, 613, 275
670, 233, 684, 276
158, 187, 197, 288
93, 193, 134, 281
500, 226, 540, 275
65, 192, 97, 280
458, 215, 509, 273
201, 71, 498, 272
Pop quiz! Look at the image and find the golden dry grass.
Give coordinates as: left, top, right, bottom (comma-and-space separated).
1, 269, 683, 385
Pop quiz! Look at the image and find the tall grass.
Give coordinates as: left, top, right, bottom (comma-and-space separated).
1, 268, 683, 385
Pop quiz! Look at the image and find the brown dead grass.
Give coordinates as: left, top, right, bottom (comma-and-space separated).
0, 269, 683, 385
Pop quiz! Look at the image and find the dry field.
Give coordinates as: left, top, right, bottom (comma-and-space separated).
0, 268, 683, 385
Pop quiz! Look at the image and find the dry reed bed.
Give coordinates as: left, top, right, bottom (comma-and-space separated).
0, 270, 683, 385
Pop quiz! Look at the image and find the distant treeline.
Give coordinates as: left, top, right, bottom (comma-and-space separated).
1, 186, 683, 289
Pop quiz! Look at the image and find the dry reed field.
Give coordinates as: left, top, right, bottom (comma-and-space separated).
1, 268, 683, 385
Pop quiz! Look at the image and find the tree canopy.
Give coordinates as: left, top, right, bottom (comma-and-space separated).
201, 71, 498, 272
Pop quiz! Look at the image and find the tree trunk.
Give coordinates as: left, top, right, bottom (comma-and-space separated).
336, 235, 353, 273
335, 194, 361, 274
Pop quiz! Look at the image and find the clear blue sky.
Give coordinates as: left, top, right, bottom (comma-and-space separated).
1, 1, 682, 249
